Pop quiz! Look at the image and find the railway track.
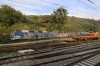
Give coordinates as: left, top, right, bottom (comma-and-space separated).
0, 41, 71, 53
0, 40, 95, 53
73, 53, 100, 66
0, 42, 100, 66
41, 49, 100, 66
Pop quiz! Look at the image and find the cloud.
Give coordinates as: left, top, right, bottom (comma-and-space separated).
22, 11, 39, 15
42, 13, 51, 15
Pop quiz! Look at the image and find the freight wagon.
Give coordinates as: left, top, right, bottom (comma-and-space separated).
10, 30, 80, 40
10, 30, 56, 40
73, 32, 99, 41
10, 30, 99, 41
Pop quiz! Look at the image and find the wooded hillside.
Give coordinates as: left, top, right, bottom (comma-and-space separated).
0, 5, 98, 34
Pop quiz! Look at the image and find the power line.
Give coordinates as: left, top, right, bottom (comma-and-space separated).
21, 0, 53, 9
69, 12, 90, 19
8, 0, 53, 10
0, 2, 93, 19
1, 0, 99, 19
64, 6, 100, 17
77, 0, 100, 12
38, 0, 64, 7
87, 0, 100, 7
38, 0, 100, 17
8, 0, 100, 17
88, 0, 94, 4
0, 2, 50, 13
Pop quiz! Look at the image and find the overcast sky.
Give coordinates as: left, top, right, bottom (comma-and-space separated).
0, 0, 100, 20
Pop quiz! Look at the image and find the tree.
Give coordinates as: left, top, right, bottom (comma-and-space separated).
0, 5, 27, 26
50, 7, 68, 31
41, 15, 51, 30
0, 24, 6, 33
10, 23, 30, 30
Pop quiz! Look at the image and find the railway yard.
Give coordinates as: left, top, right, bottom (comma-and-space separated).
1, 0, 100, 65
0, 38, 100, 66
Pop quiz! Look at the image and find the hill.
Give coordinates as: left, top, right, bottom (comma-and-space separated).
0, 5, 98, 33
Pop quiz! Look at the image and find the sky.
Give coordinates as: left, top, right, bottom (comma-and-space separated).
0, 0, 100, 20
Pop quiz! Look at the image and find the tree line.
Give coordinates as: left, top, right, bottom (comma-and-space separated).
0, 5, 98, 34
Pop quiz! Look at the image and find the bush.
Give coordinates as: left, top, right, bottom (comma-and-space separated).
0, 34, 10, 43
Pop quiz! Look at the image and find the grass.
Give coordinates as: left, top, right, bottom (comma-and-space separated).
0, 38, 99, 58
0, 51, 19, 57
0, 50, 36, 57
0, 38, 66, 48
0, 39, 66, 57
